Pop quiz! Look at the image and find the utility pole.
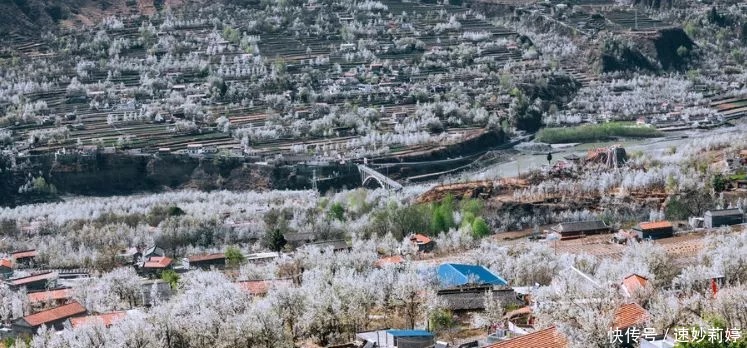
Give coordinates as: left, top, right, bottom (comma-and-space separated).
312, 169, 318, 191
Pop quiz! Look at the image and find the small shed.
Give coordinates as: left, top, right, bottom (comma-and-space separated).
551, 220, 609, 239
410, 234, 435, 252
437, 263, 508, 288
634, 221, 674, 240
704, 208, 744, 229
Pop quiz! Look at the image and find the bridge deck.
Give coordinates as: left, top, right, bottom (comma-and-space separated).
357, 165, 403, 190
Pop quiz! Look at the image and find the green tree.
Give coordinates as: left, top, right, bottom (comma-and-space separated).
712, 174, 728, 193
225, 246, 245, 267
167, 206, 185, 216
429, 309, 458, 342
677, 45, 689, 58
264, 228, 287, 254
460, 199, 483, 217
471, 217, 491, 239
161, 270, 180, 289
430, 194, 456, 234
329, 202, 345, 221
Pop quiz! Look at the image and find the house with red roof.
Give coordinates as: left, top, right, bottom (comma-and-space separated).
12, 301, 87, 334
374, 255, 405, 268
409, 234, 435, 252
487, 303, 648, 348
11, 249, 37, 267
612, 302, 649, 331
236, 279, 293, 297
621, 274, 650, 298
8, 272, 58, 292
27, 288, 73, 308
138, 256, 173, 277
487, 326, 567, 348
68, 311, 127, 329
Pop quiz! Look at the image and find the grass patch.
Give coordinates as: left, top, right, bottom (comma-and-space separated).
535, 122, 663, 143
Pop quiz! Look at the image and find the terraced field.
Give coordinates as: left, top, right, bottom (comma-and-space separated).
2, 0, 529, 163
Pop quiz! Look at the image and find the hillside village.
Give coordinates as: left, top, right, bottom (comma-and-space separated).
1, 0, 747, 347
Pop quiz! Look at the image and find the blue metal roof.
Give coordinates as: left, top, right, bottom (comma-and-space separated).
437, 263, 508, 287
386, 329, 433, 337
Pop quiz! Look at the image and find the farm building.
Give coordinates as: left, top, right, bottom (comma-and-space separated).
187, 253, 226, 269
437, 285, 520, 311
704, 208, 743, 228
551, 220, 609, 239
634, 221, 674, 240
8, 272, 58, 292
12, 301, 87, 334
437, 263, 508, 288
356, 329, 435, 348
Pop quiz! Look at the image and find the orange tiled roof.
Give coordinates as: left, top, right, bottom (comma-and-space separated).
236, 279, 292, 296
0, 259, 11, 268
69, 311, 126, 328
187, 253, 226, 262
487, 326, 567, 348
622, 274, 649, 295
143, 256, 172, 268
21, 301, 86, 327
638, 221, 673, 230
27, 288, 73, 303
613, 303, 648, 329
11, 250, 37, 259
10, 272, 58, 286
374, 255, 405, 267
410, 234, 432, 244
